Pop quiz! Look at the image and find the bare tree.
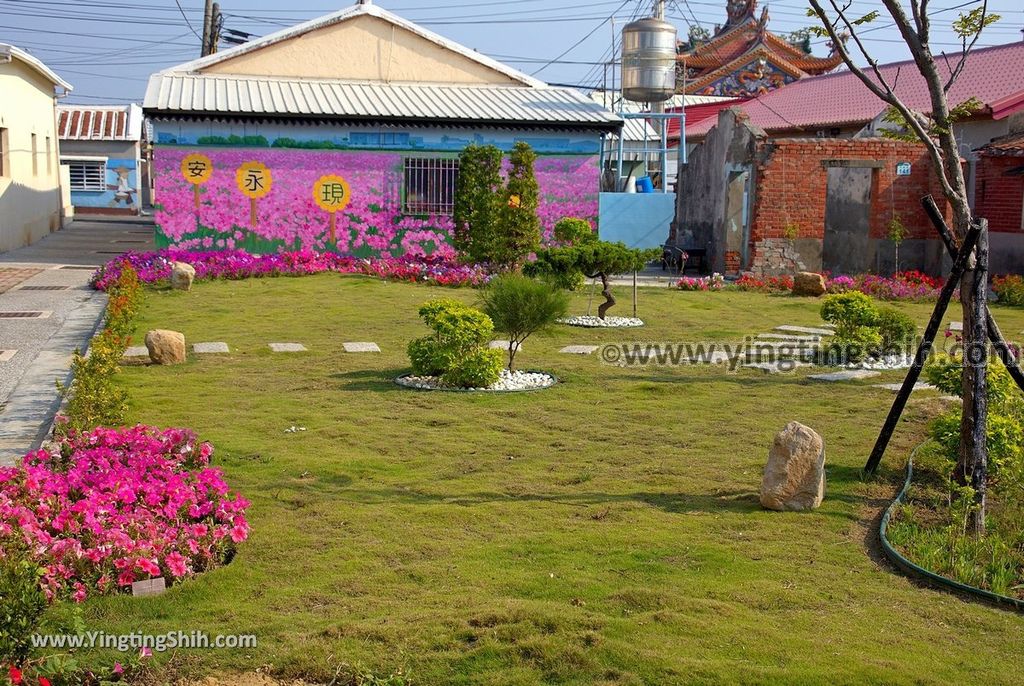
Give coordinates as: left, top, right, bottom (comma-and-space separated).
808, 1, 1000, 534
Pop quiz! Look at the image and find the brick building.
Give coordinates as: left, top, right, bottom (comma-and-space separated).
671, 42, 1024, 276
974, 133, 1024, 236
672, 108, 952, 276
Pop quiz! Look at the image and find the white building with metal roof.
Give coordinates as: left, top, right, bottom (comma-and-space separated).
143, 0, 620, 257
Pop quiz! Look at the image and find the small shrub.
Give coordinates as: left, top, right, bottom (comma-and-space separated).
0, 559, 47, 663
552, 217, 595, 245
407, 299, 502, 387
676, 274, 724, 291
59, 263, 143, 433
876, 307, 917, 354
820, 291, 881, 361
993, 274, 1024, 306
479, 274, 569, 369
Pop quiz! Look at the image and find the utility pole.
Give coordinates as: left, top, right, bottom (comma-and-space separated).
202, 0, 214, 57
652, 0, 667, 190
210, 2, 222, 55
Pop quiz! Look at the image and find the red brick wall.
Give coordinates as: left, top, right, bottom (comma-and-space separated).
974, 155, 1024, 233
751, 138, 946, 246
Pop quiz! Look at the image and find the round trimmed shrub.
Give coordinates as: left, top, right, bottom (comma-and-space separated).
877, 307, 917, 354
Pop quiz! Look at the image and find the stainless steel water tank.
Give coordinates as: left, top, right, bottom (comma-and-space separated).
621, 18, 678, 103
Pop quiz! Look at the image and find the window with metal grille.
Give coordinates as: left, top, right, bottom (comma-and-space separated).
403, 158, 459, 215
68, 162, 106, 191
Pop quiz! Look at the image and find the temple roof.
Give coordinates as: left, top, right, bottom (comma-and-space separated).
676, 1, 843, 98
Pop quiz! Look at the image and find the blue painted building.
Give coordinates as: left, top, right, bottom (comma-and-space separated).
57, 104, 145, 215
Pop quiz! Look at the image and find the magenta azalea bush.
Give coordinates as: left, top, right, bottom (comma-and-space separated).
91, 249, 490, 291
0, 426, 249, 602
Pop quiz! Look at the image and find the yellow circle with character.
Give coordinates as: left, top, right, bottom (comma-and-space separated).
181, 153, 213, 185
313, 175, 352, 213
236, 161, 272, 199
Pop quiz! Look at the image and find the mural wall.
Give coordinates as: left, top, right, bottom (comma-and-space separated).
151, 122, 601, 257
71, 158, 140, 212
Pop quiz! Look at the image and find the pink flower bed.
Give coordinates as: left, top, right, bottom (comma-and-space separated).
676, 275, 724, 291
91, 249, 490, 291
826, 271, 944, 301
0, 426, 249, 602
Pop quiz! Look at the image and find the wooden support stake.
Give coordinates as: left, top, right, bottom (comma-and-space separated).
329, 212, 336, 246
864, 221, 983, 474
193, 185, 201, 210
633, 271, 638, 319
966, 220, 989, 534
922, 195, 1024, 394
250, 197, 257, 227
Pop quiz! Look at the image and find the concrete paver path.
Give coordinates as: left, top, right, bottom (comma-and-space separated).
0, 217, 154, 464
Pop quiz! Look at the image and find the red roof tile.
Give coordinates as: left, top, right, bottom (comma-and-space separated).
666, 99, 740, 140
978, 131, 1024, 156
56, 104, 141, 141
683, 41, 1024, 139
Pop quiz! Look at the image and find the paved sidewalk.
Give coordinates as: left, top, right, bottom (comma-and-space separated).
0, 218, 154, 465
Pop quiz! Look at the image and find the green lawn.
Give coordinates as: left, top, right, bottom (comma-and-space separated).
85, 276, 1024, 684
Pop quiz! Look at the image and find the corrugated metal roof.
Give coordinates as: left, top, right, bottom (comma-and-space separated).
0, 43, 72, 91
686, 42, 1024, 139
144, 73, 620, 129
57, 104, 142, 141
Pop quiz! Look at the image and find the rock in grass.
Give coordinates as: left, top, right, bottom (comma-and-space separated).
760, 421, 825, 511
792, 272, 827, 297
145, 329, 186, 365
171, 262, 196, 291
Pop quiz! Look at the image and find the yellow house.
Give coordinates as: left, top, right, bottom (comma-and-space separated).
0, 44, 72, 253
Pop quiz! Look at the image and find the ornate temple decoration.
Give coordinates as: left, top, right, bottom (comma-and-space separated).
677, 0, 844, 98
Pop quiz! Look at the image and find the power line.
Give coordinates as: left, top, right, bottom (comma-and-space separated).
174, 0, 204, 40
531, 0, 635, 75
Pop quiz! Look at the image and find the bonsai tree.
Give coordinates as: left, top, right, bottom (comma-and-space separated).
479, 274, 569, 370
407, 299, 503, 387
452, 144, 503, 264
525, 219, 655, 319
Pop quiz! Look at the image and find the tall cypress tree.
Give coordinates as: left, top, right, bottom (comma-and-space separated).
494, 141, 541, 271
452, 144, 503, 264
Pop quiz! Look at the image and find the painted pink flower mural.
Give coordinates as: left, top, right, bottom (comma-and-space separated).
154, 147, 599, 258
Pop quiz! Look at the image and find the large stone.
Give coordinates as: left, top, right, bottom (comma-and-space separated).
170, 262, 196, 291
144, 329, 186, 365
792, 271, 827, 297
760, 421, 825, 511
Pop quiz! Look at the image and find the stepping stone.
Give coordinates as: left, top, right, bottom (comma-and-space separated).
123, 346, 149, 358
0, 350, 15, 362
193, 342, 229, 354
948, 321, 963, 332
745, 361, 809, 374
489, 340, 522, 351
873, 382, 936, 392
808, 369, 881, 382
343, 342, 380, 353
756, 333, 821, 343
775, 325, 834, 336
269, 343, 307, 352
559, 345, 599, 355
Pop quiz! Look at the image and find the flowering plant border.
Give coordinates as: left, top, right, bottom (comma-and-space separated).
92, 250, 489, 292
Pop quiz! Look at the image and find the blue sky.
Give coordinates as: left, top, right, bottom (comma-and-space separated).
2, 0, 1021, 104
